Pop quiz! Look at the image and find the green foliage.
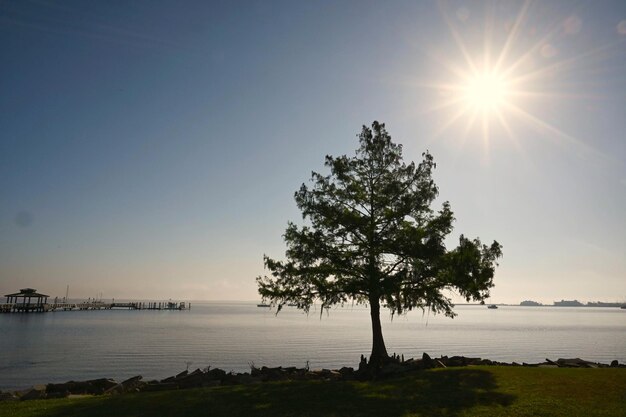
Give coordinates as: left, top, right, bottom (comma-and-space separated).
257, 121, 502, 318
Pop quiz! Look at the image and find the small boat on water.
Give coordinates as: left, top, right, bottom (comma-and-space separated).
257, 304, 271, 308
488, 304, 498, 309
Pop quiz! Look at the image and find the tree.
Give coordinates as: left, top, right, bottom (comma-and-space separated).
257, 121, 502, 367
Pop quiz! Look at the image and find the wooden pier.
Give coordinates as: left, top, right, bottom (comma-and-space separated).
0, 300, 190, 313
2, 288, 189, 313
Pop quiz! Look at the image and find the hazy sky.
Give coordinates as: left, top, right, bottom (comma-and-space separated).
2, 0, 625, 304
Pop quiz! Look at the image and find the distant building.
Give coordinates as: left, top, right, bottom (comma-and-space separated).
586, 301, 623, 307
520, 300, 542, 306
553, 299, 583, 307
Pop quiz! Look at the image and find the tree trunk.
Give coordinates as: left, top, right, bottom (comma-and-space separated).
369, 296, 389, 367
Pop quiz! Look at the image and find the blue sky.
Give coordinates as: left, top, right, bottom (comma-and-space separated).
1, 0, 625, 304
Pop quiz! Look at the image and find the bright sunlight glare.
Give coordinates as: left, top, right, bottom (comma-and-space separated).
417, 0, 619, 160
463, 72, 509, 113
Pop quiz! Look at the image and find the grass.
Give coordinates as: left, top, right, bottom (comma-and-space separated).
1, 367, 625, 417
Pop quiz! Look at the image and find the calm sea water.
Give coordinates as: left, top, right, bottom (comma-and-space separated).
0, 302, 625, 390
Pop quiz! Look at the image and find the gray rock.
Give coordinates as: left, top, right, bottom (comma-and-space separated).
20, 388, 45, 401
422, 352, 435, 369
121, 375, 142, 386
177, 373, 205, 389
556, 358, 594, 368
87, 378, 118, 394
403, 360, 421, 371
207, 368, 226, 381
47, 378, 118, 396
447, 356, 468, 367
106, 375, 145, 394
338, 366, 354, 379
328, 370, 342, 380
0, 392, 19, 402
104, 384, 124, 395
46, 382, 69, 395
304, 371, 321, 380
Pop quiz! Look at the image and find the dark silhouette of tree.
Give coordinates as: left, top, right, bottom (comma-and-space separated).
257, 121, 502, 367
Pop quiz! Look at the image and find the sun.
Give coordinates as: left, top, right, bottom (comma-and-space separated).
428, 64, 517, 147
418, 1, 613, 158
462, 71, 510, 113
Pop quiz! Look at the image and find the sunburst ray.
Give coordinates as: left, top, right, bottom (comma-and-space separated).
419, 1, 615, 161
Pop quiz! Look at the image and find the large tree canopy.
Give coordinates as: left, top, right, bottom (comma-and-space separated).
257, 121, 502, 366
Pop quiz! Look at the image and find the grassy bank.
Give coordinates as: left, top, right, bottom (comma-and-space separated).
1, 367, 624, 417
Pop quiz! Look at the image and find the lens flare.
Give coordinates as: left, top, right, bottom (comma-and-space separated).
415, 1, 615, 160
463, 72, 509, 113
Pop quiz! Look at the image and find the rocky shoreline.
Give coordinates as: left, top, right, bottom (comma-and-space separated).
1, 354, 623, 402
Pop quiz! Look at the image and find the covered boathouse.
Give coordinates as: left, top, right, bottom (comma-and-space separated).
4, 288, 49, 312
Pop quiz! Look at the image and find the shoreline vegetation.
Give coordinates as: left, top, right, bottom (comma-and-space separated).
1, 354, 623, 402
1, 362, 625, 417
